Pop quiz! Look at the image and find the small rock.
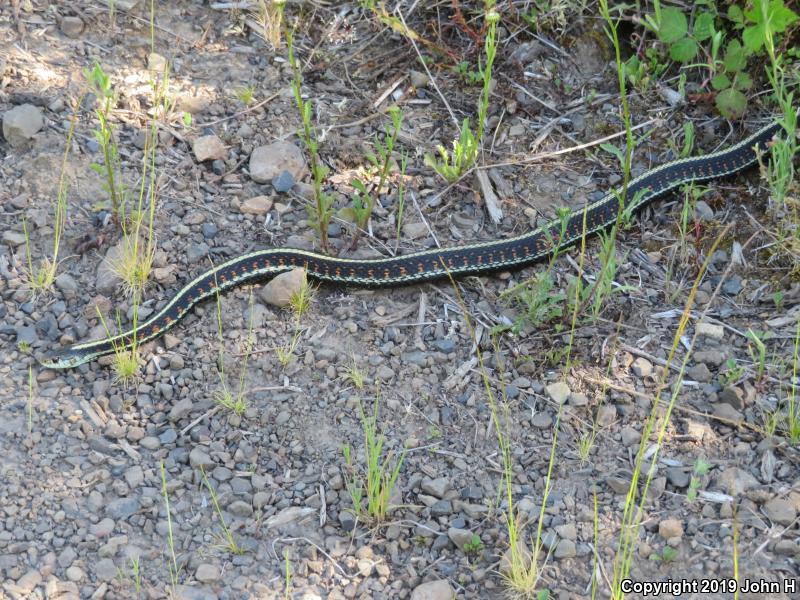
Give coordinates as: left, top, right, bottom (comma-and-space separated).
718, 386, 744, 410
227, 500, 253, 518
106, 496, 140, 520
240, 195, 273, 215
90, 518, 115, 538
597, 404, 617, 426
258, 267, 306, 307
620, 426, 641, 446
402, 221, 428, 239
170, 397, 193, 421
631, 357, 653, 377
410, 579, 454, 600
195, 563, 220, 583
532, 412, 552, 428
65, 566, 84, 581
688, 363, 712, 383
714, 467, 759, 495
3, 104, 44, 147
94, 558, 118, 581
55, 273, 79, 298
447, 527, 475, 552
430, 500, 452, 516
762, 497, 796, 525
722, 275, 743, 296
272, 170, 295, 192
695, 349, 725, 367
545, 381, 570, 404
658, 518, 683, 539
60, 15, 84, 37
666, 468, 691, 488
409, 70, 430, 88
125, 465, 144, 488
696, 321, 724, 340
713, 402, 743, 424
193, 135, 226, 162
694, 200, 714, 221
420, 477, 450, 499
249, 141, 306, 184
189, 447, 215, 469
2, 230, 27, 246
554, 539, 577, 558
339, 511, 356, 532
569, 392, 589, 406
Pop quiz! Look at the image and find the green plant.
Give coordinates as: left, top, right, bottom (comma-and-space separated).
424, 9, 498, 182
783, 322, 800, 443
745, 328, 768, 383
343, 358, 366, 390
86, 62, 126, 221
96, 305, 140, 383
287, 29, 335, 251
250, 0, 287, 50
160, 462, 181, 591
719, 358, 745, 386
454, 60, 484, 85
117, 556, 143, 599
276, 276, 313, 368
200, 466, 244, 555
234, 85, 255, 105
283, 549, 292, 599
346, 107, 403, 245
22, 103, 76, 297
686, 458, 711, 502
342, 396, 407, 522
463, 533, 484, 556
213, 289, 255, 415
649, 545, 678, 562
395, 151, 408, 243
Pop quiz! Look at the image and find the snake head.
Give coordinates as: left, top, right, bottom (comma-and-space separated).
37, 347, 89, 370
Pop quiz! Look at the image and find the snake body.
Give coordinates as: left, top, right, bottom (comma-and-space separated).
40, 119, 786, 369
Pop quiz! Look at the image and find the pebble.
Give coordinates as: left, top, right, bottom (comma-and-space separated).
2, 104, 44, 147
410, 579, 454, 600
596, 404, 617, 426
545, 381, 570, 404
409, 70, 430, 88
240, 195, 273, 215
447, 527, 475, 551
696, 321, 724, 340
762, 497, 796, 525
714, 467, 759, 495
54, 272, 78, 298
688, 363, 712, 383
94, 558, 118, 580
620, 426, 641, 446
2, 230, 26, 246
718, 386, 744, 409
694, 349, 725, 366
666, 467, 691, 488
195, 563, 220, 583
60, 15, 84, 37
272, 169, 295, 192
258, 267, 306, 307
713, 402, 743, 424
90, 518, 115, 538
420, 477, 450, 499
170, 397, 193, 421
532, 412, 552, 428
694, 200, 714, 221
249, 141, 306, 184
631, 357, 652, 377
658, 518, 683, 539
193, 134, 227, 162
187, 242, 209, 263
201, 222, 218, 238
106, 496, 140, 520
189, 447, 215, 469
554, 539, 576, 558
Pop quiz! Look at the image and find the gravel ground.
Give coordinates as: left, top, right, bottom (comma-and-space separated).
1, 2, 798, 599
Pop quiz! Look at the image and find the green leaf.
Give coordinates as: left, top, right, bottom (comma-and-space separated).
742, 24, 766, 53
734, 71, 753, 90
711, 73, 731, 90
728, 5, 744, 26
658, 7, 689, 44
693, 12, 715, 41
669, 37, 698, 63
716, 88, 747, 119
337, 207, 357, 223
600, 142, 624, 166
723, 39, 747, 72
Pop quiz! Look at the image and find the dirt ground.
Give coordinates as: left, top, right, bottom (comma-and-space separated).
0, 1, 798, 599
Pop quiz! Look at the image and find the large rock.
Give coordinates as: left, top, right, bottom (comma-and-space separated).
3, 104, 44, 147
249, 141, 306, 184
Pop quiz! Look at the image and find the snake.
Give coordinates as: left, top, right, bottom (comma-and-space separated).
39, 118, 788, 369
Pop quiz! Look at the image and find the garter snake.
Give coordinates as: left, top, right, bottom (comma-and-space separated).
39, 119, 788, 369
